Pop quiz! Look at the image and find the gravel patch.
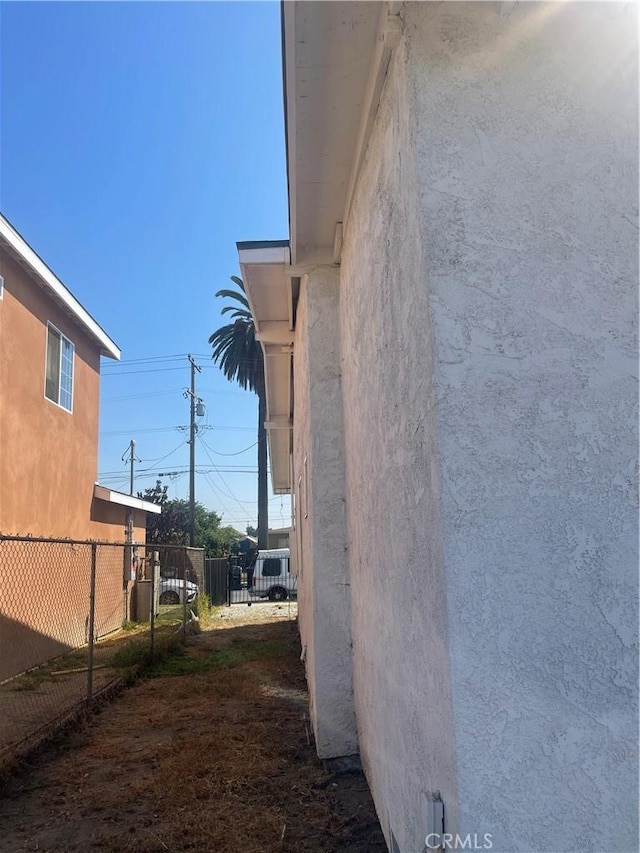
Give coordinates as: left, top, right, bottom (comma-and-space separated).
216, 599, 298, 624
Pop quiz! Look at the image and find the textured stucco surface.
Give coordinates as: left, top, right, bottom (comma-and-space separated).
337, 3, 637, 851
339, 37, 459, 850
293, 270, 357, 759
405, 3, 637, 851
0, 251, 145, 543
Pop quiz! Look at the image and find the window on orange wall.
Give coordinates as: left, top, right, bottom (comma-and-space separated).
45, 323, 74, 412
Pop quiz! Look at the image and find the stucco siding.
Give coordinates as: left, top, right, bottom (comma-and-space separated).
293, 270, 357, 759
0, 251, 102, 538
0, 250, 145, 544
336, 3, 637, 850
292, 281, 316, 732
405, 3, 638, 851
339, 38, 459, 849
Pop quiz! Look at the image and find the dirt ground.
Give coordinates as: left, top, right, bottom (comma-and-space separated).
0, 604, 386, 853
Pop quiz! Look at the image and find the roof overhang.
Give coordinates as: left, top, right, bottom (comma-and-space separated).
0, 214, 121, 360
284, 1, 400, 265
94, 484, 162, 514
235, 3, 401, 494
238, 242, 293, 495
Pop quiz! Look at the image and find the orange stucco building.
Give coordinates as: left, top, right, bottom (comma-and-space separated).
0, 214, 157, 541
0, 215, 160, 674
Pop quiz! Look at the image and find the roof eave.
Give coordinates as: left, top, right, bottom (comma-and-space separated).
237, 243, 292, 494
94, 484, 162, 514
0, 214, 121, 360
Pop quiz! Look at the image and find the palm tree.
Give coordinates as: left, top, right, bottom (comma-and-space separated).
209, 276, 268, 549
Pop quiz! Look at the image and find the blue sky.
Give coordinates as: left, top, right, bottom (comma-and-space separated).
1, 1, 291, 532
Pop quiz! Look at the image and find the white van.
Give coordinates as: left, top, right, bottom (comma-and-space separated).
248, 548, 295, 601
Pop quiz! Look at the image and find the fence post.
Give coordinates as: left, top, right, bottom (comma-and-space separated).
87, 542, 97, 705
150, 550, 156, 659
227, 560, 232, 607
183, 555, 188, 640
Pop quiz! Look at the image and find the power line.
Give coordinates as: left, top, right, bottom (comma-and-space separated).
101, 426, 186, 437
102, 366, 188, 377
102, 361, 263, 377
100, 425, 254, 437
105, 354, 190, 365
105, 352, 212, 366
98, 465, 261, 477
205, 441, 258, 457
197, 435, 260, 512
200, 469, 237, 522
142, 438, 189, 465
102, 389, 184, 403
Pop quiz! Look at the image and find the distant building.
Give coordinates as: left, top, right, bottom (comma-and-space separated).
231, 535, 258, 556
267, 528, 291, 550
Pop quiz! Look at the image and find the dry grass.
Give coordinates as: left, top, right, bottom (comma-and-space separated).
0, 612, 386, 853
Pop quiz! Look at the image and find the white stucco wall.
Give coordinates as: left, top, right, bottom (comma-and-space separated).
340, 2, 637, 852
406, 3, 638, 851
339, 34, 459, 850
293, 269, 358, 759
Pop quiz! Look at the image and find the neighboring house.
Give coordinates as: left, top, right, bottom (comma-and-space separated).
238, 4, 638, 852
267, 527, 291, 550
0, 213, 160, 540
231, 534, 258, 556
0, 214, 160, 677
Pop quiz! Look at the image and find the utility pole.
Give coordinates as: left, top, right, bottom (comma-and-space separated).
129, 439, 136, 495
122, 440, 140, 496
121, 439, 141, 601
187, 355, 202, 547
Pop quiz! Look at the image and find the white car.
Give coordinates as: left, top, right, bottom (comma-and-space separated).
159, 578, 199, 605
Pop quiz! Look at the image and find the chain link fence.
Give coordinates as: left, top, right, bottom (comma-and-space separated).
0, 535, 204, 773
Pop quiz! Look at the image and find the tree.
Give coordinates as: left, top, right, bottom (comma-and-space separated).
138, 481, 241, 556
209, 276, 268, 549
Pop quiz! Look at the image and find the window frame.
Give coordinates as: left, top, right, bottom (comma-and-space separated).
44, 322, 75, 413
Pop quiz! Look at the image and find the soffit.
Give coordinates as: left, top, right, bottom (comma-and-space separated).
285, 1, 380, 262
235, 3, 382, 492
239, 245, 292, 494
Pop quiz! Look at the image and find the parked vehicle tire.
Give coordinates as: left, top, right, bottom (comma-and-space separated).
269, 587, 288, 602
160, 590, 180, 605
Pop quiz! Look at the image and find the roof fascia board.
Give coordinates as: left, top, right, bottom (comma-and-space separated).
0, 215, 121, 360
236, 240, 289, 250
94, 484, 162, 514
237, 245, 290, 266
283, 0, 298, 265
